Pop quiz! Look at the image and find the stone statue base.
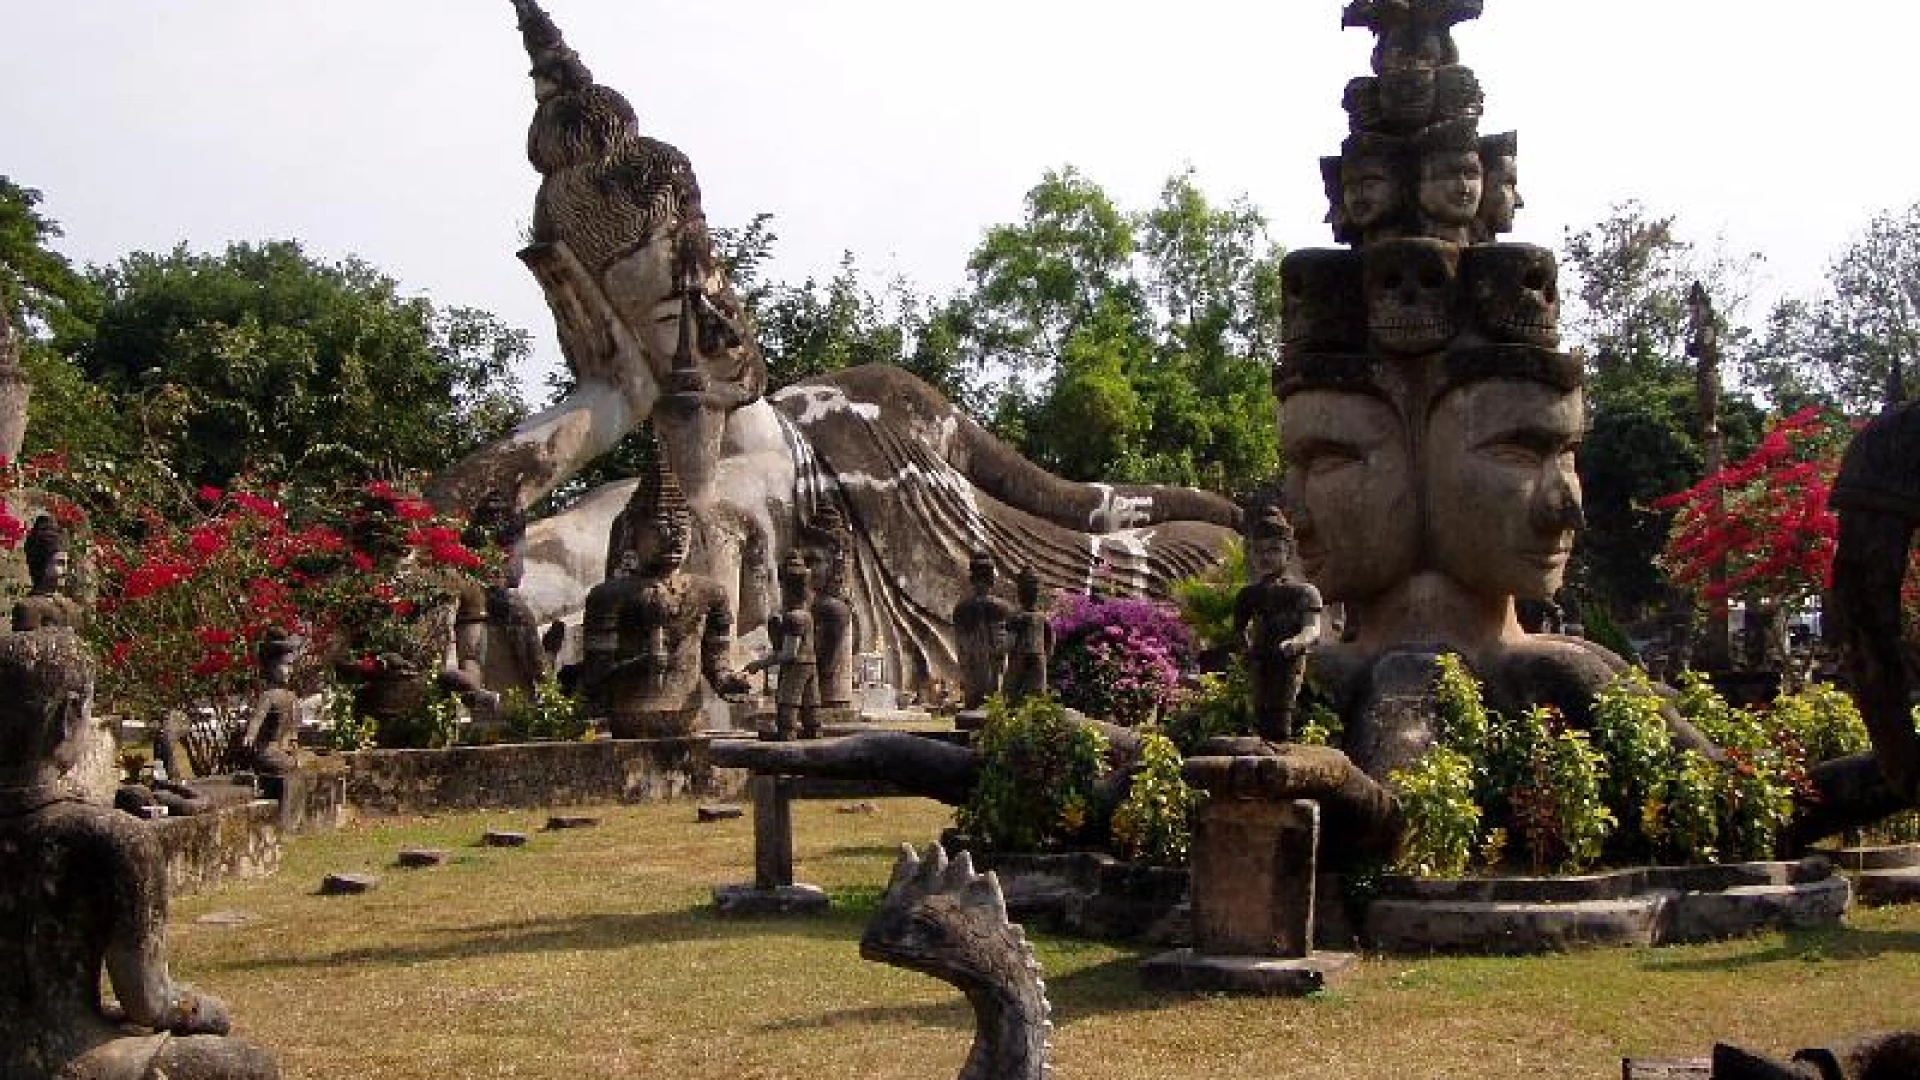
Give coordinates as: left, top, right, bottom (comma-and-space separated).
955, 708, 990, 733
1138, 949, 1356, 995
711, 883, 830, 917
607, 706, 702, 740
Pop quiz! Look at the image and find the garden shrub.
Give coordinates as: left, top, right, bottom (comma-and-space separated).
1050, 593, 1193, 725
1389, 746, 1480, 877
958, 693, 1110, 852
502, 671, 589, 743
1766, 681, 1869, 764
324, 691, 376, 752
1503, 708, 1614, 874
1170, 538, 1246, 653
1110, 729, 1201, 866
1161, 662, 1253, 755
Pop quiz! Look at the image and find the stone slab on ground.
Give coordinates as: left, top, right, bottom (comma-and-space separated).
545, 814, 601, 830
396, 848, 449, 868
320, 872, 379, 895
482, 830, 530, 848
1138, 949, 1356, 996
195, 910, 257, 927
697, 804, 744, 822
712, 883, 831, 917
1853, 867, 1920, 906
1622, 1059, 1710, 1079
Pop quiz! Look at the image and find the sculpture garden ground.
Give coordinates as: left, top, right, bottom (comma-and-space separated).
169, 797, 1920, 1079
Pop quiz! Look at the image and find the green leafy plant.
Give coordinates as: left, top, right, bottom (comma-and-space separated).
502, 671, 589, 743
1170, 537, 1247, 652
958, 693, 1110, 852
1504, 709, 1615, 874
1110, 729, 1201, 866
1389, 746, 1481, 877
1161, 662, 1253, 755
325, 690, 377, 752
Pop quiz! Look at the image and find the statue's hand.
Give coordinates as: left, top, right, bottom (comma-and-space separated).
716, 670, 754, 700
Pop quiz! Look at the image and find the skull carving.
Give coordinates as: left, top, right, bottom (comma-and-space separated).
1280, 249, 1367, 358
1342, 76, 1384, 133
1364, 238, 1461, 355
1464, 243, 1560, 348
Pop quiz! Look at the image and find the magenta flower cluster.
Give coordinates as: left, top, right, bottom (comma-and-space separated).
1049, 593, 1194, 725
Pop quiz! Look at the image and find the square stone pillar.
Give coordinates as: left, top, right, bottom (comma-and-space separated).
713, 772, 829, 917
1191, 798, 1319, 957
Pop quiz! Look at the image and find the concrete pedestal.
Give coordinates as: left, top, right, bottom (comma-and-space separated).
713, 773, 829, 917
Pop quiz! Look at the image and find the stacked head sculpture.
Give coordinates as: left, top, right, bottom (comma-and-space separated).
1280, 0, 1594, 729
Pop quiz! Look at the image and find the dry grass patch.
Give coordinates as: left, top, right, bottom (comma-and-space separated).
167, 798, 1920, 1079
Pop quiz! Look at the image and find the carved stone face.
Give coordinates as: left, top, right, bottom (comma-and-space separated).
1481, 153, 1522, 234
1379, 68, 1436, 131
1279, 250, 1366, 357
633, 517, 690, 577
1246, 530, 1294, 582
1278, 390, 1417, 602
1465, 245, 1560, 348
602, 232, 695, 377
1424, 379, 1586, 602
1341, 156, 1401, 234
1418, 149, 1484, 226
1364, 239, 1460, 355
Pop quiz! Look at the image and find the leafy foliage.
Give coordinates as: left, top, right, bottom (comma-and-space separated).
501, 671, 590, 743
1110, 729, 1201, 867
1389, 746, 1481, 877
1160, 662, 1254, 755
958, 693, 1109, 852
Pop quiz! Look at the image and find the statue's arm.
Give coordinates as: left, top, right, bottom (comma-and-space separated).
99, 821, 231, 1036
1282, 585, 1325, 655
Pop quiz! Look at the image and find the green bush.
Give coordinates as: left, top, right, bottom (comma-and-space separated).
502, 672, 589, 743
1389, 746, 1481, 877
1111, 730, 1201, 866
958, 694, 1110, 852
1503, 708, 1614, 874
1171, 538, 1246, 652
1766, 681, 1869, 764
325, 691, 376, 752
1161, 663, 1253, 755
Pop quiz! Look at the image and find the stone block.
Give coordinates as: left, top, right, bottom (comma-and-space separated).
712, 883, 831, 917
1853, 867, 1920, 906
545, 814, 601, 830
320, 872, 379, 895
1622, 1059, 1710, 1080
1189, 797, 1319, 957
752, 775, 795, 890
482, 830, 530, 848
396, 848, 449, 868
1138, 949, 1356, 995
697, 804, 744, 822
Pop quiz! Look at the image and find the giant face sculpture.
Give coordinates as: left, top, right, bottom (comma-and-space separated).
1423, 377, 1586, 602
1464, 244, 1560, 348
1341, 154, 1401, 236
1278, 389, 1418, 602
1478, 132, 1521, 235
1417, 148, 1484, 228
1364, 238, 1461, 355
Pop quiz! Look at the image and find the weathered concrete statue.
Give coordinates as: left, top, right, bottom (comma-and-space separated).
0, 629, 280, 1079
1002, 566, 1053, 703
801, 505, 858, 721
239, 630, 302, 776
862, 844, 1052, 1080
1233, 507, 1322, 742
580, 462, 748, 737
465, 489, 548, 695
746, 552, 820, 740
14, 513, 84, 631
952, 550, 1015, 709
426, 0, 1239, 696
1711, 1033, 1920, 1079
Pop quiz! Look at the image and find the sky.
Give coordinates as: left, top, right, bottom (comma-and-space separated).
6, 0, 1919, 398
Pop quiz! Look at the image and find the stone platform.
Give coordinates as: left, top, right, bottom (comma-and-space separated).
1812, 842, 1920, 906
342, 736, 741, 814
150, 799, 283, 896
712, 883, 830, 917
1365, 860, 1848, 954
1139, 949, 1355, 996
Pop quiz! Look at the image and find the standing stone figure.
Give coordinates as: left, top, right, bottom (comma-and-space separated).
239, 630, 302, 776
581, 464, 749, 738
1002, 566, 1054, 703
747, 553, 819, 740
0, 630, 279, 1079
14, 514, 84, 631
802, 506, 858, 721
466, 489, 549, 696
952, 549, 1015, 709
1233, 509, 1324, 743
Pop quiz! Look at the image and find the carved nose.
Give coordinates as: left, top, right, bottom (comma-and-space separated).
1533, 481, 1585, 534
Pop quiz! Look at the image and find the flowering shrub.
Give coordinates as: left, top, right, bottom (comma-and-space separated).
1049, 592, 1194, 725
958, 693, 1110, 852
502, 671, 590, 743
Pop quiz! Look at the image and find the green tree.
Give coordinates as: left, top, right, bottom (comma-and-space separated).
76, 241, 527, 490
1743, 202, 1920, 412
0, 177, 120, 458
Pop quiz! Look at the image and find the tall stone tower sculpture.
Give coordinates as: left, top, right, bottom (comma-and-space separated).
1277, 0, 1685, 775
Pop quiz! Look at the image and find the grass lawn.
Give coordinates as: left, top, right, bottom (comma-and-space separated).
165, 797, 1920, 1079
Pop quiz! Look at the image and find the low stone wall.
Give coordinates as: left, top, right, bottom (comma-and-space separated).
342, 737, 743, 814
150, 799, 282, 896
957, 847, 1191, 945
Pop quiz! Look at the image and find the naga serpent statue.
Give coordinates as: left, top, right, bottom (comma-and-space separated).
862, 844, 1054, 1080
427, 0, 1239, 691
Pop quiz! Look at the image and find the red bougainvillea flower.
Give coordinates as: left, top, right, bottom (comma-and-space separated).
365, 480, 398, 501
0, 501, 25, 550
393, 498, 435, 522
197, 485, 224, 505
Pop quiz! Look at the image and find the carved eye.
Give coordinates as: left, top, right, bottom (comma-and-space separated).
1523, 268, 1550, 292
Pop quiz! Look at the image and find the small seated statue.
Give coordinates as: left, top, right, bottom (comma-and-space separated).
1233, 508, 1324, 742
581, 464, 749, 737
0, 629, 279, 1079
1001, 566, 1053, 703
13, 513, 85, 631
746, 552, 821, 740
951, 549, 1014, 710
239, 630, 302, 776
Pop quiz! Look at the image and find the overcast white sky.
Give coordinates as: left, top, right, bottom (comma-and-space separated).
5, 1, 1917, 396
